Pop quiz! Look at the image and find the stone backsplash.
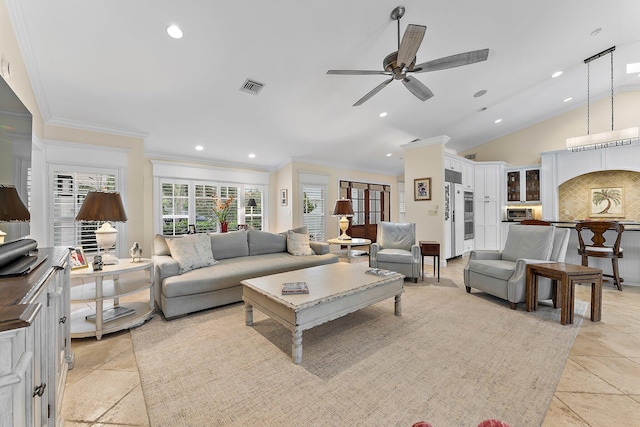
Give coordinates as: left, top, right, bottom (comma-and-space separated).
558, 170, 640, 222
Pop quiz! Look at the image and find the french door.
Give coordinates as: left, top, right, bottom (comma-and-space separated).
339, 181, 390, 243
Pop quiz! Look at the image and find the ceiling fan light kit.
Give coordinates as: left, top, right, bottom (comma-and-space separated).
327, 6, 489, 106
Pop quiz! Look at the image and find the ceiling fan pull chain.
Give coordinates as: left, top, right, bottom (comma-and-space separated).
587, 61, 590, 135
611, 49, 614, 131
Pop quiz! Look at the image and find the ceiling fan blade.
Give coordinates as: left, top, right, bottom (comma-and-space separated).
397, 24, 426, 68
327, 70, 391, 75
413, 48, 489, 73
402, 76, 434, 101
353, 78, 394, 106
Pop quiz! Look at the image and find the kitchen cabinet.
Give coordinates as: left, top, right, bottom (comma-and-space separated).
506, 166, 540, 203
462, 162, 474, 190
445, 154, 474, 190
444, 155, 462, 172
474, 163, 505, 250
0, 247, 73, 426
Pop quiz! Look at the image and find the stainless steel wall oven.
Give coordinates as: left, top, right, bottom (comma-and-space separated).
464, 191, 474, 239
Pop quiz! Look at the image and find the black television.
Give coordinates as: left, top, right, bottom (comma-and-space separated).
0, 74, 33, 242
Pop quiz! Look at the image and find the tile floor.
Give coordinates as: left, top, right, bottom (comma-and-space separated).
62, 255, 640, 426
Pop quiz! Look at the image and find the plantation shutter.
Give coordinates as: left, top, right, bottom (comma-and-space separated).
302, 185, 325, 241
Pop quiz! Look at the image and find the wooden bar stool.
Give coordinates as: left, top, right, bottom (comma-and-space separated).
576, 221, 624, 291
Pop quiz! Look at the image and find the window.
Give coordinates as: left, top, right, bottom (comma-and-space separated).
302, 185, 325, 241
51, 170, 118, 254
160, 179, 262, 235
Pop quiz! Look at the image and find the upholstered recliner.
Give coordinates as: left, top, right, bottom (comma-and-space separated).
464, 224, 570, 309
369, 222, 421, 282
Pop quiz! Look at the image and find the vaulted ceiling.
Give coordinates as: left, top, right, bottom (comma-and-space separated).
7, 0, 640, 175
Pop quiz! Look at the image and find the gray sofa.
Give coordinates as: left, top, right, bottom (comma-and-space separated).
153, 228, 339, 319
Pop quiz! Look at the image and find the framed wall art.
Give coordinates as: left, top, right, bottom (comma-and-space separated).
414, 177, 432, 201
280, 189, 288, 206
590, 187, 624, 218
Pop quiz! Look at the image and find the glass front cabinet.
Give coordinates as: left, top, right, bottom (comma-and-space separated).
506, 167, 540, 203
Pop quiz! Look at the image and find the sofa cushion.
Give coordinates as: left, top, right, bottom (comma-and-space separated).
166, 234, 218, 273
377, 248, 414, 264
286, 231, 315, 256
502, 225, 554, 262
467, 259, 516, 281
248, 229, 286, 255
210, 230, 249, 260
154, 234, 185, 256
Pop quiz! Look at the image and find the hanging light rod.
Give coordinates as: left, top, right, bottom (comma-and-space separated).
584, 46, 616, 64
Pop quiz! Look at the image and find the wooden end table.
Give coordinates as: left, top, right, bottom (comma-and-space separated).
419, 241, 440, 282
526, 262, 602, 325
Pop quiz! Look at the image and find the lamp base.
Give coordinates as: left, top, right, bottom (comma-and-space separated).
338, 216, 351, 240
101, 252, 119, 265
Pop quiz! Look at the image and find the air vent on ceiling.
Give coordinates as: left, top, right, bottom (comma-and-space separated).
240, 79, 265, 95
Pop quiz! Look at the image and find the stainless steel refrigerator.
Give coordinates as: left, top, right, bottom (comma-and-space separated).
444, 179, 464, 259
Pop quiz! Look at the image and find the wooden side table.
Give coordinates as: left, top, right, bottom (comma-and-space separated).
419, 241, 440, 282
526, 262, 602, 325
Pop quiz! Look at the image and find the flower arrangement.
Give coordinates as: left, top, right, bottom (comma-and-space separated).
212, 196, 234, 224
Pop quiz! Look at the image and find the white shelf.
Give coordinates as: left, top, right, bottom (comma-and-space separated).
70, 276, 152, 302
70, 301, 153, 339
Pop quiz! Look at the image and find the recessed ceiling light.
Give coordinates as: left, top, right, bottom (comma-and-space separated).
626, 63, 640, 74
477, 107, 487, 112
379, 112, 388, 117
166, 25, 183, 39
590, 27, 602, 36
386, 153, 392, 157
195, 145, 204, 151
552, 71, 563, 78
494, 118, 502, 124
473, 89, 487, 98
248, 153, 256, 158
563, 97, 573, 103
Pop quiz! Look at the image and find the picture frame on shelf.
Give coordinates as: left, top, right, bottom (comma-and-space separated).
70, 246, 88, 270
414, 177, 432, 201
188, 224, 196, 234
280, 189, 288, 206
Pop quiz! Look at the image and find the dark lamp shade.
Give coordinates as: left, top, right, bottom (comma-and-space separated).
75, 191, 128, 222
247, 198, 257, 207
333, 199, 354, 216
0, 185, 30, 221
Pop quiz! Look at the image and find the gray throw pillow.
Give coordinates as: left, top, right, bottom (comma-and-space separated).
166, 234, 218, 273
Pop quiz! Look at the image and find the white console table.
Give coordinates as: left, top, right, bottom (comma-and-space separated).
70, 258, 154, 340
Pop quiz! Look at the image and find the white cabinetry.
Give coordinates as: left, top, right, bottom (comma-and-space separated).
0, 247, 73, 427
505, 166, 541, 203
474, 163, 505, 250
444, 155, 462, 172
445, 154, 474, 190
462, 162, 474, 190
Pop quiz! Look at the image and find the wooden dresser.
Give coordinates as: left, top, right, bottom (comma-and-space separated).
0, 247, 74, 426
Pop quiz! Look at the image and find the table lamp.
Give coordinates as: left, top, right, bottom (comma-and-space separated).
75, 190, 128, 264
247, 198, 257, 227
333, 198, 354, 240
0, 184, 30, 244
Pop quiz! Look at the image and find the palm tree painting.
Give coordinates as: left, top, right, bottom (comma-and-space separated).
590, 187, 623, 217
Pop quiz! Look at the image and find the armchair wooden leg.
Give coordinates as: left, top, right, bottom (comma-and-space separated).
510, 302, 517, 310
414, 277, 418, 283
465, 286, 471, 293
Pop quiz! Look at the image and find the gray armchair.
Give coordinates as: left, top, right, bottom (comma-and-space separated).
464, 224, 570, 309
369, 222, 421, 282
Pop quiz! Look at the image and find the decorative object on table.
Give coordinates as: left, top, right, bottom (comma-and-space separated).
70, 246, 88, 270
365, 268, 395, 277
280, 189, 288, 206
247, 198, 257, 227
281, 281, 309, 294
212, 195, 234, 233
0, 184, 31, 244
332, 198, 355, 240
590, 187, 623, 217
75, 190, 128, 265
414, 177, 432, 201
92, 254, 103, 271
566, 46, 639, 151
129, 242, 143, 262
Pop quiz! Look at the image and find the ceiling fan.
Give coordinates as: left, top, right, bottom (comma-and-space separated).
327, 6, 489, 106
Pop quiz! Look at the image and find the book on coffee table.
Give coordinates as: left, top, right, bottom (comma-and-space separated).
282, 281, 309, 294
365, 268, 396, 277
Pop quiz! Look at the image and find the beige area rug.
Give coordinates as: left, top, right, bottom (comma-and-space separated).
131, 285, 586, 427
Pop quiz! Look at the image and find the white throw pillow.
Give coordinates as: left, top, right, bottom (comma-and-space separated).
166, 234, 218, 273
286, 231, 315, 256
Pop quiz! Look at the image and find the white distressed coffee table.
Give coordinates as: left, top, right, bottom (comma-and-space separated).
241, 262, 404, 364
